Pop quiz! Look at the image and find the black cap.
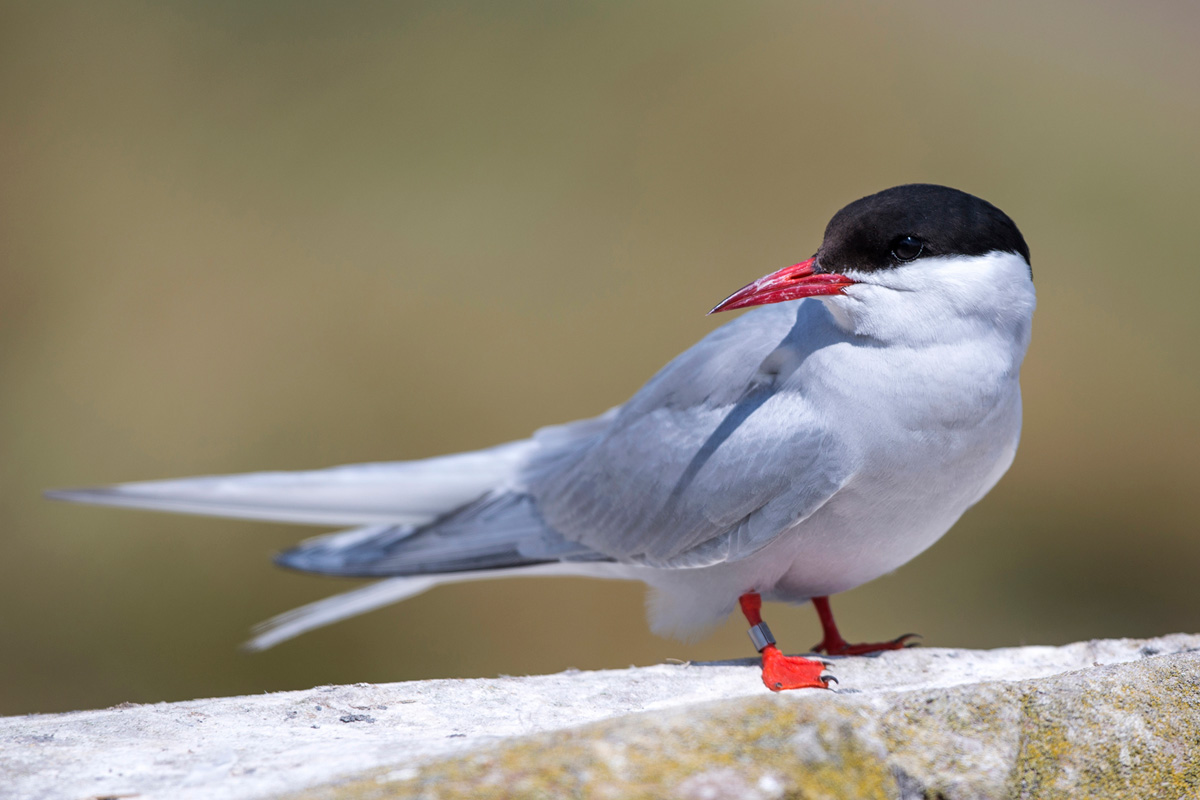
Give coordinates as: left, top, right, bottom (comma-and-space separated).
816, 184, 1030, 276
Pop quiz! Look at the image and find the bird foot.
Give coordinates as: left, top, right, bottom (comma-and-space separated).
760, 645, 836, 691
811, 632, 920, 656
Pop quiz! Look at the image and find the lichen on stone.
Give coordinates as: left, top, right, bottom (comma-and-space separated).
287, 650, 1200, 800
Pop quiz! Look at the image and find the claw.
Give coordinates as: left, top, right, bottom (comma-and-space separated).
821, 673, 839, 686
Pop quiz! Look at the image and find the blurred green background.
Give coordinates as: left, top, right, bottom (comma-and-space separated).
3, 1, 1199, 717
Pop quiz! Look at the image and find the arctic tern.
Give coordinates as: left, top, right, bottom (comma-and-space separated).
50, 183, 1035, 691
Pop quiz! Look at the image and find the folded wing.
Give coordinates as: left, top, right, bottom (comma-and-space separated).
527, 300, 856, 567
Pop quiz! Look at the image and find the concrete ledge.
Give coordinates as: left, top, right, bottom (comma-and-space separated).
4, 634, 1199, 799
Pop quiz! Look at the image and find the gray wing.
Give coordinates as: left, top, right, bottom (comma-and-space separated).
275, 301, 854, 577
525, 300, 857, 568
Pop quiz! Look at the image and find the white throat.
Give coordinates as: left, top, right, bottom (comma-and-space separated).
820, 250, 1036, 350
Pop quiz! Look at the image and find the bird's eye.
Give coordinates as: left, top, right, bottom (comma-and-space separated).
891, 236, 924, 262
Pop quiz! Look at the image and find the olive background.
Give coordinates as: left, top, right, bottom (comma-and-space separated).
3, 1, 1199, 716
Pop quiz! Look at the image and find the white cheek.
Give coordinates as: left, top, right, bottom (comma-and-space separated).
817, 295, 858, 331
818, 251, 1034, 344
820, 283, 906, 338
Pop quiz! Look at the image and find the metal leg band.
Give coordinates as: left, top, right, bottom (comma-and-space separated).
747, 621, 776, 652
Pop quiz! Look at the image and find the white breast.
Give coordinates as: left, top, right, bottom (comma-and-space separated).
637, 250, 1035, 638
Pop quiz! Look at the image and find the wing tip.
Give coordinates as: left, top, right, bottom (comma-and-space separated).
272, 547, 323, 574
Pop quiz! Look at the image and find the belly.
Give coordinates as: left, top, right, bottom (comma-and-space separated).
769, 405, 1022, 600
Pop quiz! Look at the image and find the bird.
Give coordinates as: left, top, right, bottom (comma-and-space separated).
48, 184, 1035, 691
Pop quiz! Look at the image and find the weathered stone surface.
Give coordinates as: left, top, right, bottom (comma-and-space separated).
3, 634, 1199, 800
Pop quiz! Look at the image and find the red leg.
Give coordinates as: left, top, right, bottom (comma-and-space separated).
810, 595, 919, 656
739, 593, 833, 691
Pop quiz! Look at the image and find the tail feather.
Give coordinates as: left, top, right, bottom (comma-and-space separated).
46, 440, 535, 526
244, 575, 440, 651
244, 562, 633, 651
46, 409, 629, 648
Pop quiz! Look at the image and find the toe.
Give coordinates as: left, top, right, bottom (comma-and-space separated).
760, 648, 835, 691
